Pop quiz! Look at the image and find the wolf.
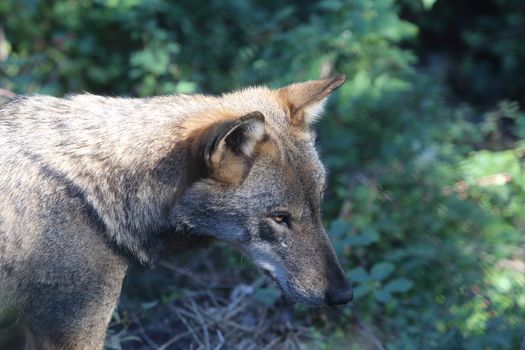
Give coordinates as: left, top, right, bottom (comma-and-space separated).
0, 75, 353, 349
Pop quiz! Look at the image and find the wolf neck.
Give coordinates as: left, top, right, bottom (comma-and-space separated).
29, 94, 217, 265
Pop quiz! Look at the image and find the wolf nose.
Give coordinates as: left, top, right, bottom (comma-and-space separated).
325, 285, 353, 306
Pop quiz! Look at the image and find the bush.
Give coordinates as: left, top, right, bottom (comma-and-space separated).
400, 0, 525, 106
1, 0, 523, 349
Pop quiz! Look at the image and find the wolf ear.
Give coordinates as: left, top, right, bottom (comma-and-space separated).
277, 74, 346, 126
203, 111, 266, 184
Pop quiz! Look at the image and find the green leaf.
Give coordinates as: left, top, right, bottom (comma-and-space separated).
347, 267, 369, 283
329, 219, 352, 238
362, 227, 379, 242
175, 80, 197, 94
353, 284, 371, 299
370, 262, 395, 281
373, 289, 392, 303
384, 278, 414, 293
318, 0, 343, 11
421, 0, 437, 10
346, 234, 375, 246
253, 287, 280, 306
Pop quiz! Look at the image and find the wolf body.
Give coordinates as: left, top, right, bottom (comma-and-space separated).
0, 76, 352, 349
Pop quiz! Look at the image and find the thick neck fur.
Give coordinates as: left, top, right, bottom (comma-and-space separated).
0, 94, 222, 264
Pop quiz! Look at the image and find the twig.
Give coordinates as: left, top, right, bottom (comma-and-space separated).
206, 289, 220, 307
190, 299, 210, 350
289, 331, 303, 350
160, 260, 211, 288
173, 306, 203, 347
262, 335, 282, 350
131, 314, 159, 349
177, 300, 255, 333
252, 306, 269, 339
157, 329, 195, 350
213, 329, 225, 350
214, 319, 256, 333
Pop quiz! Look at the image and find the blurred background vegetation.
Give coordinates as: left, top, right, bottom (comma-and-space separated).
1, 0, 524, 349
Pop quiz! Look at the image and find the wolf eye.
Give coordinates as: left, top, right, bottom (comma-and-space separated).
271, 212, 291, 227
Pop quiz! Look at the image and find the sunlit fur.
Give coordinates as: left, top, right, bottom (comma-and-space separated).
0, 76, 350, 349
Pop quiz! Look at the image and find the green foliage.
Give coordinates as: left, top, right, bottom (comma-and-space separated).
1, 0, 524, 349
400, 0, 525, 106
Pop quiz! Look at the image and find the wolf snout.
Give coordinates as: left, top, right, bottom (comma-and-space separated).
325, 281, 353, 306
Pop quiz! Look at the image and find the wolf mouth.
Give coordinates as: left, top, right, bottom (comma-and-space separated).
261, 268, 326, 306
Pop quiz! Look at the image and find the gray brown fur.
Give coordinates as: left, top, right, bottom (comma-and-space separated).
0, 76, 352, 349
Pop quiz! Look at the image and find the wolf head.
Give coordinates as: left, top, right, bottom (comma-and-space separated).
171, 75, 352, 306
